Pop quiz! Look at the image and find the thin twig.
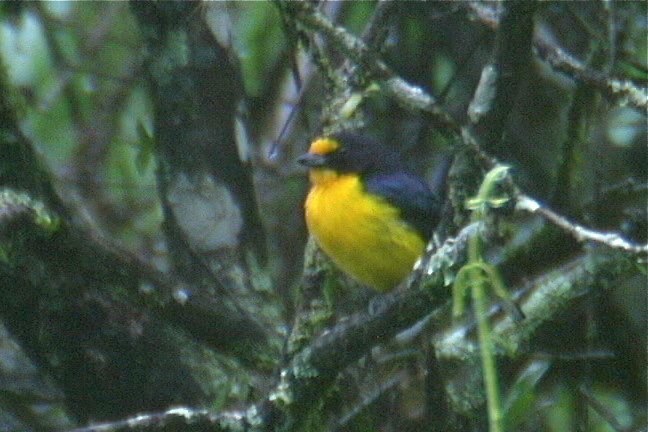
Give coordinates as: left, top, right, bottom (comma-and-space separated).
360, 0, 395, 48
516, 194, 648, 255
334, 372, 405, 431
579, 385, 628, 432
68, 407, 241, 432
535, 37, 648, 111
287, 2, 459, 132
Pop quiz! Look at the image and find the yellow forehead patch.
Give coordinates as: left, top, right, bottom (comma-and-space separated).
309, 137, 340, 155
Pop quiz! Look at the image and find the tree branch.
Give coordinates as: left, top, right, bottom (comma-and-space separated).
468, 0, 537, 153
68, 210, 639, 431
285, 1, 459, 132
535, 37, 648, 111
68, 407, 234, 432
67, 223, 474, 432
516, 194, 648, 255
130, 1, 275, 365
435, 247, 636, 414
465, 2, 648, 111
0, 187, 220, 421
0, 53, 269, 422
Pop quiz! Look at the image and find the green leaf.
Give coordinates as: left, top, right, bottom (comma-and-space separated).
504, 359, 551, 430
135, 119, 155, 174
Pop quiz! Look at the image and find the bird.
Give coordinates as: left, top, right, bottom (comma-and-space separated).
298, 131, 445, 291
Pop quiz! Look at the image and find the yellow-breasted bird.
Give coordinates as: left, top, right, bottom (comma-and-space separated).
298, 132, 445, 292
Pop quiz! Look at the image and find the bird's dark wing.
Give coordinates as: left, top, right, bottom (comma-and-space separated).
364, 172, 441, 240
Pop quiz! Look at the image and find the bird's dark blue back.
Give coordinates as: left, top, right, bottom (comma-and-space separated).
364, 172, 441, 240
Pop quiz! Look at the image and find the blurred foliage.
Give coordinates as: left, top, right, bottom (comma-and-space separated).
211, 2, 288, 97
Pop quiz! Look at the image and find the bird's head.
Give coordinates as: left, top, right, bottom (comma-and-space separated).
298, 132, 402, 185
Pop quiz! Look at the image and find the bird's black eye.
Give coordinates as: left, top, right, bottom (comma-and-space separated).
321, 147, 346, 171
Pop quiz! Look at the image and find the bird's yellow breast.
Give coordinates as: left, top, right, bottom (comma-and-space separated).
304, 170, 426, 291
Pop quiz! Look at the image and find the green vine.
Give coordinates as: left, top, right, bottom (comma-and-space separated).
452, 165, 512, 432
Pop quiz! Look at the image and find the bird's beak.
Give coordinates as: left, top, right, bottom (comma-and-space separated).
297, 153, 327, 168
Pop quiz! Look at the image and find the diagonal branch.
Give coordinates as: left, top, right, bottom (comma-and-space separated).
435, 247, 636, 413
67, 212, 639, 431
516, 194, 648, 255
534, 37, 648, 111
466, 2, 648, 111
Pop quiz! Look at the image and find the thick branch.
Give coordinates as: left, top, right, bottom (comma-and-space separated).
0, 53, 268, 422
257, 223, 476, 429
0, 188, 218, 421
67, 211, 639, 431
468, 0, 537, 152
130, 2, 274, 364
